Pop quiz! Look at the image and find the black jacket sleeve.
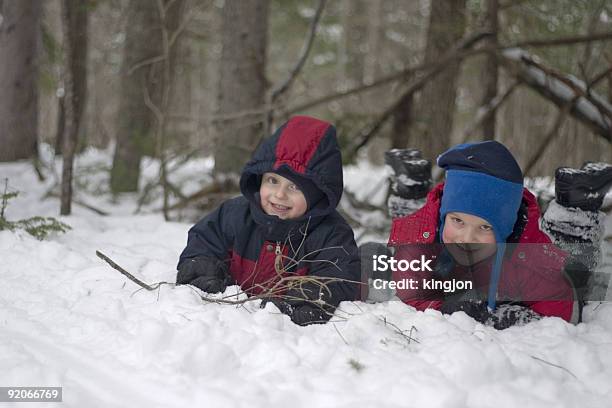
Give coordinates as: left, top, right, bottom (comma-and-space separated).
177, 198, 239, 270
301, 216, 360, 308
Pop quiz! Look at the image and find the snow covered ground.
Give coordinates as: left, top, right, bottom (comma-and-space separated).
1, 147, 612, 408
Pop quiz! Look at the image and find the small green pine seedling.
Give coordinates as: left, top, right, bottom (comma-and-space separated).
0, 179, 71, 240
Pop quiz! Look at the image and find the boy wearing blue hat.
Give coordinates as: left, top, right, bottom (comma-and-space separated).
387, 141, 609, 328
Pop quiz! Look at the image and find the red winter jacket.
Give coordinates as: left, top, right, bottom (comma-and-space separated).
388, 183, 577, 322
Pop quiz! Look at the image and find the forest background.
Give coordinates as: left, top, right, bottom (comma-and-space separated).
1, 0, 611, 219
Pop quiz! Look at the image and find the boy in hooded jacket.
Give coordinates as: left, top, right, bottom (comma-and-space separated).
176, 116, 360, 326
385, 141, 609, 328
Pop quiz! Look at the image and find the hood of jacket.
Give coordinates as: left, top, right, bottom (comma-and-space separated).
240, 116, 344, 231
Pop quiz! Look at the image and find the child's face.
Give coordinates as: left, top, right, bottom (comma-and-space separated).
442, 212, 497, 266
259, 172, 308, 219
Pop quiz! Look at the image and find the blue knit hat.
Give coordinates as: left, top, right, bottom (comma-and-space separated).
437, 141, 524, 310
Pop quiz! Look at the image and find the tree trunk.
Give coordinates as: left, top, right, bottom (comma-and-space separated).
56, 0, 88, 156
339, 0, 367, 89
214, 0, 269, 179
409, 0, 467, 159
110, 0, 183, 193
60, 0, 78, 215
55, 95, 66, 155
479, 0, 498, 140
0, 0, 40, 162
391, 93, 413, 149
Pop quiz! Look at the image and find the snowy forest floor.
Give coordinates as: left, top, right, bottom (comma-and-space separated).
1, 145, 612, 408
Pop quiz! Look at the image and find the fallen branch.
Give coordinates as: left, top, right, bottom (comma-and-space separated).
508, 31, 612, 50
499, 48, 612, 141
47, 191, 109, 216
96, 250, 164, 290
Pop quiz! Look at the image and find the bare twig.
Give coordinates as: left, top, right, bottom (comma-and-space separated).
379, 316, 420, 344
333, 323, 349, 345
265, 0, 326, 136
530, 355, 578, 379
96, 250, 163, 291
508, 31, 612, 49
588, 65, 612, 88
127, 54, 166, 76
269, 0, 326, 104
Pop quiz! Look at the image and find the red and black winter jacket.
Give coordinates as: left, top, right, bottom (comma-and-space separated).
388, 183, 578, 322
178, 116, 360, 306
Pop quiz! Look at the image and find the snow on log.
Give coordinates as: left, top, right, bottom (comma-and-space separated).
500, 48, 611, 142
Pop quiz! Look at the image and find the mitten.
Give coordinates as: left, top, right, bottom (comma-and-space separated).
441, 299, 541, 329
176, 256, 231, 293
487, 303, 541, 330
260, 281, 336, 326
441, 299, 491, 323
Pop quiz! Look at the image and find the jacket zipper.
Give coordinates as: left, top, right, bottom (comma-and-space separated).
274, 241, 284, 274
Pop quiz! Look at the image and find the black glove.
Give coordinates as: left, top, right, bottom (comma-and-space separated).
260, 281, 336, 326
176, 256, 231, 294
441, 299, 541, 330
488, 303, 541, 330
441, 299, 491, 323
261, 298, 334, 326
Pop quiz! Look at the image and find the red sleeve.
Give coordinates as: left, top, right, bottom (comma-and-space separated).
524, 300, 574, 322
405, 300, 443, 311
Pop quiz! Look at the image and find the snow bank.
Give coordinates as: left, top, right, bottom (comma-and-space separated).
1, 151, 612, 407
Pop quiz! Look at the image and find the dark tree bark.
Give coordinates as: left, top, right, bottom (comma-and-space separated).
214, 0, 269, 179
391, 93, 413, 149
54, 95, 66, 155
60, 0, 78, 215
0, 1, 40, 162
56, 0, 88, 156
409, 0, 467, 159
479, 0, 499, 140
110, 0, 183, 193
340, 0, 368, 88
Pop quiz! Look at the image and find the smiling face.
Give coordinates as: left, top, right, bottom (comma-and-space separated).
442, 212, 498, 266
259, 172, 308, 220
